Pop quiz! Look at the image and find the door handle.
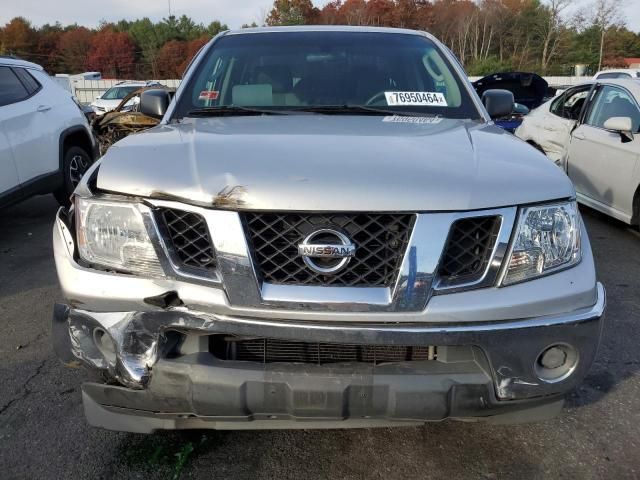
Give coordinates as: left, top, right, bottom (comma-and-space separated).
36, 105, 51, 112
573, 132, 586, 140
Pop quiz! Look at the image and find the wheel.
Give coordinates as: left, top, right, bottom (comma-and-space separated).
53, 146, 92, 206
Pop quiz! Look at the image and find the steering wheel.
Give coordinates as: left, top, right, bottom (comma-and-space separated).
365, 91, 388, 106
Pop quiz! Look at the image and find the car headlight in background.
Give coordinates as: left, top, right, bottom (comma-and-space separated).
503, 201, 581, 285
75, 197, 164, 277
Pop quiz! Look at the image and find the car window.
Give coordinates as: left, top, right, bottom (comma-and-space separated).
596, 72, 631, 80
549, 86, 590, 120
586, 85, 640, 132
175, 31, 480, 119
102, 86, 141, 100
13, 68, 42, 95
0, 66, 30, 106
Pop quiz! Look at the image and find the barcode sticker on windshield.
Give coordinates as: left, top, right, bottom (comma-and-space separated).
385, 92, 448, 107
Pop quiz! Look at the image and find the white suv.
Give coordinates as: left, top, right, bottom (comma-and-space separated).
0, 57, 97, 208
90, 81, 161, 115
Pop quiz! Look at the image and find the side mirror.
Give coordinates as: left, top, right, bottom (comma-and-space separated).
481, 89, 515, 120
603, 116, 634, 142
140, 89, 171, 119
513, 102, 530, 115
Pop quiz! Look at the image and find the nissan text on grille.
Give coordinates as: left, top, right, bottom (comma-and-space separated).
52, 26, 605, 432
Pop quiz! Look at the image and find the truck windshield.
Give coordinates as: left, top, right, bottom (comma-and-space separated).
174, 31, 480, 119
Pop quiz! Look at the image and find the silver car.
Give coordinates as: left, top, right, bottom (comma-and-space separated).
52, 26, 605, 432
516, 79, 640, 226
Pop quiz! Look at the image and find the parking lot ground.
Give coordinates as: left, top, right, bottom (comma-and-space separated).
1, 195, 639, 480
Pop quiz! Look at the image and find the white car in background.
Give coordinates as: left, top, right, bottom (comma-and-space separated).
593, 69, 640, 80
0, 57, 97, 208
90, 81, 161, 115
516, 78, 640, 226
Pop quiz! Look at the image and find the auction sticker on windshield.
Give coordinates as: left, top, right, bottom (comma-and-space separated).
385, 92, 448, 107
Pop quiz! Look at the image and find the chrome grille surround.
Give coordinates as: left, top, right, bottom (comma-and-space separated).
242, 212, 415, 287
144, 199, 517, 312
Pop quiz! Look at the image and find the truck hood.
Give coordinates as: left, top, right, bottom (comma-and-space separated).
97, 115, 574, 211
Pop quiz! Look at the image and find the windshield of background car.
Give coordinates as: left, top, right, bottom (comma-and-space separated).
174, 31, 480, 119
102, 86, 141, 100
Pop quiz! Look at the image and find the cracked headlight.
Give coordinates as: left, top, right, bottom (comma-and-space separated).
502, 201, 581, 286
75, 197, 164, 276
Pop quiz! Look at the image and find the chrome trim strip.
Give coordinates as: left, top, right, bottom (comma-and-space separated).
262, 284, 391, 305
177, 282, 605, 339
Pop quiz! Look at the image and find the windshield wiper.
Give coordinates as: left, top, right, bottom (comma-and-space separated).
186, 106, 293, 117
293, 105, 430, 116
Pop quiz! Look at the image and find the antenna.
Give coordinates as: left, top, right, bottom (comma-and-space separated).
168, 0, 172, 17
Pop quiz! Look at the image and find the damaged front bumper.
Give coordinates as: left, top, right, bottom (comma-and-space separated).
52, 286, 605, 432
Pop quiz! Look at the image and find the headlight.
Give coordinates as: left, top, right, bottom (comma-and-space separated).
75, 197, 164, 276
502, 201, 581, 285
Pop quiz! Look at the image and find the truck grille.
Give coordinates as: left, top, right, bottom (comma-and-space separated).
438, 215, 501, 284
158, 208, 216, 270
210, 336, 437, 365
242, 212, 415, 287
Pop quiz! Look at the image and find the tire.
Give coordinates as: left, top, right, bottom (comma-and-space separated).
54, 146, 92, 206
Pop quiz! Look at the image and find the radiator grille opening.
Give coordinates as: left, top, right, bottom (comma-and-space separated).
209, 335, 437, 365
158, 208, 216, 270
438, 215, 501, 284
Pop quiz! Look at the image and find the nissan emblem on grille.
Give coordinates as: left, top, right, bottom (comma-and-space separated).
297, 229, 356, 274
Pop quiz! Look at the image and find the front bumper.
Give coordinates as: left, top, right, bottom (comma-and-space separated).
53, 283, 605, 431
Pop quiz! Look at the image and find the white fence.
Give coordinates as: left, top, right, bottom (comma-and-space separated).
66, 76, 587, 104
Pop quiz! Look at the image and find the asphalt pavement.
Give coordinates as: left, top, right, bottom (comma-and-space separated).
1, 195, 639, 480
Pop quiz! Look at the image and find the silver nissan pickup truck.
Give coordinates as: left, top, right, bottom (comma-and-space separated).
52, 26, 605, 432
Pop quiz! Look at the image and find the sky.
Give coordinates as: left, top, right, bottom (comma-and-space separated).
0, 0, 639, 32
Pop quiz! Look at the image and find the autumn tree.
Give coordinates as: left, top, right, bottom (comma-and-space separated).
156, 39, 188, 78
35, 23, 64, 72
0, 17, 36, 57
58, 27, 93, 73
178, 36, 210, 74
87, 28, 136, 78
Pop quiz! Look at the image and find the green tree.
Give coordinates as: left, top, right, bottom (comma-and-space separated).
128, 18, 163, 77
207, 21, 228, 36
266, 0, 319, 26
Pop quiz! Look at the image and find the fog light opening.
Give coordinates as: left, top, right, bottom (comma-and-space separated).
535, 343, 578, 383
93, 328, 117, 365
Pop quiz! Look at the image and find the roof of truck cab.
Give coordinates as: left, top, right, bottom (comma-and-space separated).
225, 25, 431, 37
0, 56, 43, 70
